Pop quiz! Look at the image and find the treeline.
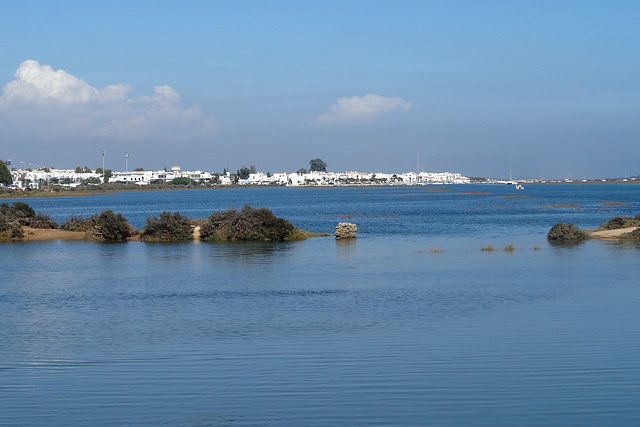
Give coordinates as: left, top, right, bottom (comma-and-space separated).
0, 202, 323, 243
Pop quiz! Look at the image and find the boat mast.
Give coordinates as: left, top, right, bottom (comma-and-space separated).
509, 158, 512, 181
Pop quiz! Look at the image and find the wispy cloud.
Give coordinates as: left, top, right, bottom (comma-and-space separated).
0, 60, 217, 141
317, 94, 411, 125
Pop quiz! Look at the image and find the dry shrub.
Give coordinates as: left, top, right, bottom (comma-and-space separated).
85, 210, 133, 242
141, 211, 193, 242
595, 216, 640, 231
60, 215, 94, 232
547, 223, 590, 241
200, 205, 296, 242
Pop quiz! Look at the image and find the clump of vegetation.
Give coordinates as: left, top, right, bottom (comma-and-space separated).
170, 177, 193, 186
0, 201, 57, 229
504, 243, 515, 252
29, 212, 58, 229
547, 223, 591, 241
0, 216, 24, 240
595, 216, 640, 231
0, 201, 35, 225
481, 245, 496, 252
85, 210, 134, 242
60, 215, 94, 232
199, 205, 299, 242
141, 211, 193, 242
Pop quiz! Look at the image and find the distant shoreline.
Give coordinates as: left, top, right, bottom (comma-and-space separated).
524, 180, 640, 186
2, 180, 639, 200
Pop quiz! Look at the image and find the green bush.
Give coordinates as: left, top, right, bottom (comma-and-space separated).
60, 215, 94, 232
200, 205, 295, 242
0, 216, 23, 240
171, 177, 192, 186
596, 216, 640, 231
0, 201, 36, 225
547, 223, 591, 241
86, 210, 133, 241
29, 212, 58, 229
0, 201, 57, 236
141, 211, 193, 242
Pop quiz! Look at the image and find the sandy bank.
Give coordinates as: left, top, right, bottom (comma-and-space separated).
588, 227, 638, 241
21, 227, 86, 241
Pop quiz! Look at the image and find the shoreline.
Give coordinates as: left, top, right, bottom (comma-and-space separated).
15, 225, 638, 243
2, 180, 640, 200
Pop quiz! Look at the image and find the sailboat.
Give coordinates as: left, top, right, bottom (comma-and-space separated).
506, 159, 523, 188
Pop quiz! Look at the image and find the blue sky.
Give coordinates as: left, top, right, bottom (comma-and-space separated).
1, 0, 639, 179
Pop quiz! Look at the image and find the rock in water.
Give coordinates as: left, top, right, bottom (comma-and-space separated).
335, 222, 357, 239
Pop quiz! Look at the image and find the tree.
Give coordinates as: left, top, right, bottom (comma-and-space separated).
95, 168, 112, 182
171, 177, 192, 186
237, 166, 251, 180
134, 167, 144, 171
297, 168, 308, 174
0, 160, 12, 185
309, 158, 327, 172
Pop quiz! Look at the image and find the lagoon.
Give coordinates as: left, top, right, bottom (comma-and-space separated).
2, 185, 640, 425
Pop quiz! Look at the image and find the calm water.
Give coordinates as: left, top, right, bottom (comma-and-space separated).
2, 185, 640, 425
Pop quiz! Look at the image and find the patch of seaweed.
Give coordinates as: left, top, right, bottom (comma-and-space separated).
540, 203, 580, 209
502, 194, 533, 198
600, 202, 631, 206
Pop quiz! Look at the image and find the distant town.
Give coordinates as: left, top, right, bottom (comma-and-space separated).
2, 158, 638, 191
3, 164, 472, 190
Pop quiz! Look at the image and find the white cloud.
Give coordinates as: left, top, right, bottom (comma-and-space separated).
317, 94, 411, 124
0, 60, 217, 141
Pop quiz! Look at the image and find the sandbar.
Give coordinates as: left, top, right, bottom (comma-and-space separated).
588, 227, 638, 241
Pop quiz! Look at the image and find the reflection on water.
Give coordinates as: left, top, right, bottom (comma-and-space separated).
547, 238, 589, 248
335, 237, 357, 258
